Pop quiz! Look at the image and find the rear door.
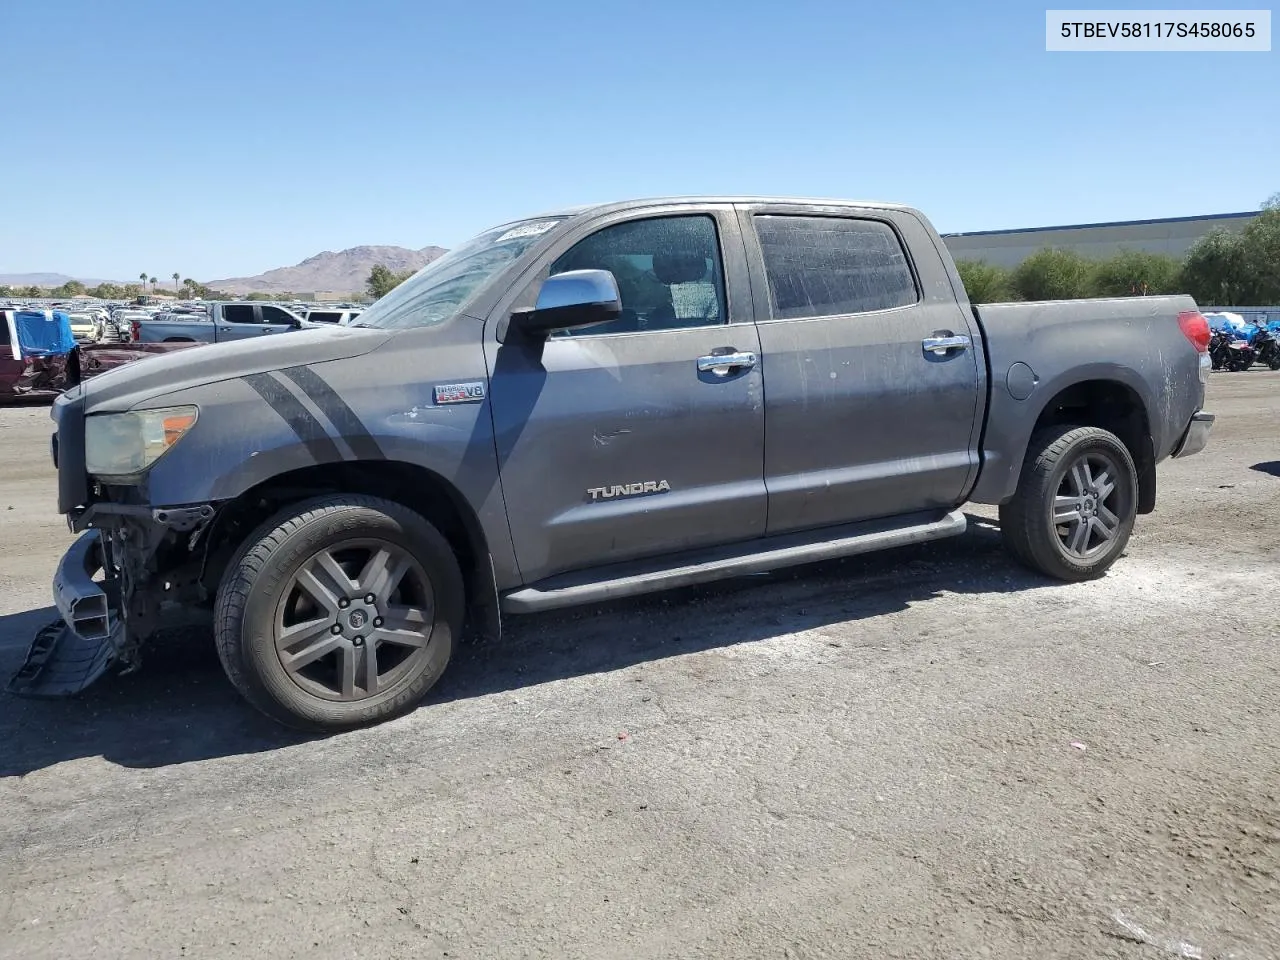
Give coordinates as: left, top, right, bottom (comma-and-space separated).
738, 204, 983, 534
485, 207, 767, 584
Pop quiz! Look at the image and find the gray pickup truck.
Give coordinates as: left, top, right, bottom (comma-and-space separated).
131, 302, 307, 343
13, 197, 1215, 730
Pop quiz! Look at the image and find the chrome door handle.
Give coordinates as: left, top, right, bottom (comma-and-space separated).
922, 335, 970, 354
697, 351, 757, 376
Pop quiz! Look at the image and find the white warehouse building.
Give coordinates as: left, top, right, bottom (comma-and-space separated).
941, 211, 1259, 268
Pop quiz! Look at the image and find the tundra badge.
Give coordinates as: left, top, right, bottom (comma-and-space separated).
587, 481, 671, 502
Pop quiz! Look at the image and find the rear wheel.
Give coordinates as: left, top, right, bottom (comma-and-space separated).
214, 495, 463, 731
1000, 425, 1137, 582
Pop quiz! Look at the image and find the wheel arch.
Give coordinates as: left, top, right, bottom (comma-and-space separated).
202, 459, 501, 641
976, 372, 1157, 514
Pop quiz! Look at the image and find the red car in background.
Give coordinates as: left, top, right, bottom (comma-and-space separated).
1, 309, 201, 403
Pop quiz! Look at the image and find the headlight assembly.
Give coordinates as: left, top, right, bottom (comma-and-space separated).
85, 406, 198, 479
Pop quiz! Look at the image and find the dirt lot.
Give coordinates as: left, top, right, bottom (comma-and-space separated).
1, 374, 1277, 960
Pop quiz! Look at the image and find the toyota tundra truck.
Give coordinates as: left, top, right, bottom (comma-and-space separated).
11, 197, 1215, 730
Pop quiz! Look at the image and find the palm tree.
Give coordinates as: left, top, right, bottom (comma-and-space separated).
172, 272, 181, 294
149, 276, 157, 292
139, 271, 147, 291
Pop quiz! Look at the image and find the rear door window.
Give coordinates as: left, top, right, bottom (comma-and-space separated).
222, 305, 256, 324
753, 215, 918, 320
308, 311, 343, 324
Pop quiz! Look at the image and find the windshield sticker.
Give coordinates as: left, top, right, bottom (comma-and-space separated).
433, 381, 486, 405
494, 220, 559, 243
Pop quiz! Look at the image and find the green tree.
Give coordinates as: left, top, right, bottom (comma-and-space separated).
1011, 248, 1095, 301
172, 272, 181, 294
139, 271, 148, 291
148, 276, 157, 291
954, 260, 1015, 303
51, 279, 87, 297
1239, 194, 1280, 302
366, 263, 413, 299
23, 285, 43, 297
1090, 250, 1183, 297
1179, 229, 1253, 306
90, 283, 125, 299
0, 285, 12, 298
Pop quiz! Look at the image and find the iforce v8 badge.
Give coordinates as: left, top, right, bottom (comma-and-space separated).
433, 381, 486, 405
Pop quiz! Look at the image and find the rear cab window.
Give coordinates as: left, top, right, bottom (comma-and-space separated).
753, 215, 918, 320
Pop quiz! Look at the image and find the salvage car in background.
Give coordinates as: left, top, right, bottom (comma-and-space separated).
131, 301, 309, 343
1, 309, 78, 399
66, 311, 105, 344
1, 308, 202, 403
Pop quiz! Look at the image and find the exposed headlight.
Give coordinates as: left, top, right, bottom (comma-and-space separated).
85, 406, 198, 479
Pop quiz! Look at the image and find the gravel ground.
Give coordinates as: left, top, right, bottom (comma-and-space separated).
0, 373, 1277, 960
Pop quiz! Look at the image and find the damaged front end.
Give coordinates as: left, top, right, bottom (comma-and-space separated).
9, 531, 121, 696
7, 503, 219, 698
8, 386, 220, 698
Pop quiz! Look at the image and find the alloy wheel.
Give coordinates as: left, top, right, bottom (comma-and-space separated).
273, 539, 435, 702
1051, 451, 1127, 560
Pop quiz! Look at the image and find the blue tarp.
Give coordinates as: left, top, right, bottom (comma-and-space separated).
13, 311, 76, 358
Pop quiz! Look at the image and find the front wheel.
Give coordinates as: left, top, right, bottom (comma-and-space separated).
214, 495, 464, 731
999, 425, 1138, 582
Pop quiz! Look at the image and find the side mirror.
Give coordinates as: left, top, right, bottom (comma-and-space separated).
514, 269, 621, 336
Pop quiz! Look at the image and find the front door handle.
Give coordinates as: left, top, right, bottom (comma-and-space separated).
922, 334, 970, 355
697, 351, 757, 376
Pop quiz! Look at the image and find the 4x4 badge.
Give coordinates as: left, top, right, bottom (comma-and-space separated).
433, 381, 486, 405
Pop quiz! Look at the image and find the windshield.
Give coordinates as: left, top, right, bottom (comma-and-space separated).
355, 217, 566, 330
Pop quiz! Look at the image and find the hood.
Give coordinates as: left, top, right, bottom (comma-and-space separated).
84, 324, 394, 413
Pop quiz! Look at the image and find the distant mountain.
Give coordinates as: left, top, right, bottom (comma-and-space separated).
210, 245, 448, 295
0, 272, 121, 288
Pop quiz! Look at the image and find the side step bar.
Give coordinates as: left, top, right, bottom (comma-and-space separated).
502, 509, 967, 614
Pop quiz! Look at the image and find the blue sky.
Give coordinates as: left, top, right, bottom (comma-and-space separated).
2, 0, 1275, 281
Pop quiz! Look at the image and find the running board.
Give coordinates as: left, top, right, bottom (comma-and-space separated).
501, 509, 967, 614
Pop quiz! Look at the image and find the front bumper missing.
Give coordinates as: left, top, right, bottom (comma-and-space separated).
1173, 410, 1215, 459
7, 531, 125, 698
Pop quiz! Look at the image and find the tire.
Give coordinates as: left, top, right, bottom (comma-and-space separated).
999, 425, 1138, 582
214, 494, 464, 731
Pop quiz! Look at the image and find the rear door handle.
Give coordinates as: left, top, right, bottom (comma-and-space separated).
922, 335, 970, 354
697, 351, 757, 376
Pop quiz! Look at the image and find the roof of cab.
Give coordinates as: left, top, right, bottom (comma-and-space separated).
522, 196, 915, 221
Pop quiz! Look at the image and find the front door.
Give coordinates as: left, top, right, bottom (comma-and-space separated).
486, 209, 767, 585
739, 205, 983, 534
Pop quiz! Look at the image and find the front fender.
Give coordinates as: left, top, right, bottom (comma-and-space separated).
134, 335, 520, 587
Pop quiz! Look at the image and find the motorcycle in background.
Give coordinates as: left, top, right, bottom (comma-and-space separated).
1251, 325, 1280, 370
1209, 330, 1256, 372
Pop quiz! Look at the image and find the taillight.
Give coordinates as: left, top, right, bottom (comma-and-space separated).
131, 319, 141, 341
1178, 310, 1211, 353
